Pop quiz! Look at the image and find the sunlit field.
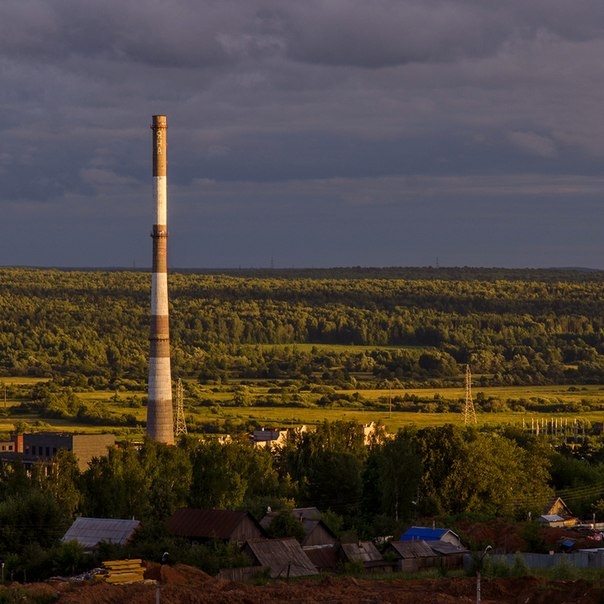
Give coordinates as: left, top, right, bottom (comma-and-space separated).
1, 377, 603, 437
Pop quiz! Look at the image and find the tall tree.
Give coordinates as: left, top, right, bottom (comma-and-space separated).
374, 428, 422, 522
443, 433, 553, 517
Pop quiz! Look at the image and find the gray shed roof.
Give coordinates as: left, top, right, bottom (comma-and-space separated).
387, 539, 436, 559
538, 514, 565, 523
243, 538, 318, 578
62, 517, 140, 550
425, 540, 468, 556
340, 541, 383, 563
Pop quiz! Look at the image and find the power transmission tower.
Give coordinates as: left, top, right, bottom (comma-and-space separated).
464, 364, 477, 425
174, 378, 188, 437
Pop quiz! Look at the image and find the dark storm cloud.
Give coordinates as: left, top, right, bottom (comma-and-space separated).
263, 1, 604, 68
0, 0, 240, 67
1, 0, 604, 267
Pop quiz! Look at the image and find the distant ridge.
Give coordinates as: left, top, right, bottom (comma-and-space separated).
3, 265, 603, 282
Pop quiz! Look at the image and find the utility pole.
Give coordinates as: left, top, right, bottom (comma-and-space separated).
476, 545, 492, 603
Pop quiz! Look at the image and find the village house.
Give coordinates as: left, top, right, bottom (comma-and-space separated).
260, 506, 338, 548
249, 428, 289, 448
400, 526, 464, 547
384, 539, 439, 572
390, 526, 469, 571
167, 508, 265, 546
537, 497, 577, 528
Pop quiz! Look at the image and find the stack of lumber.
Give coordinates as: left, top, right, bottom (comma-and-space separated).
102, 559, 145, 584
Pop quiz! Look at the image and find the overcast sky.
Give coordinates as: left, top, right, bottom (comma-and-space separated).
2, 0, 604, 269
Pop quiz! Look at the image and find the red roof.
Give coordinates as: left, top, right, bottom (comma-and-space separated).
167, 508, 263, 540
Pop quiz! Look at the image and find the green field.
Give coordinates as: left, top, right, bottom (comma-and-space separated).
1, 378, 603, 437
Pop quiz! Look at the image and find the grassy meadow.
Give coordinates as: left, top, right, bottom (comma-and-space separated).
2, 376, 604, 436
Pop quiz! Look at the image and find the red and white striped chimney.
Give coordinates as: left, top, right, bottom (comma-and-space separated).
147, 115, 174, 444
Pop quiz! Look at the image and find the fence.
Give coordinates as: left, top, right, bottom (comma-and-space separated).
465, 550, 604, 572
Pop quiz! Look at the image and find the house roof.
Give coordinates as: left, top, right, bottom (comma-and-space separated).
387, 540, 436, 559
259, 510, 279, 530
260, 507, 336, 540
538, 514, 565, 523
301, 519, 327, 537
261, 507, 322, 525
167, 508, 263, 540
251, 430, 281, 442
544, 497, 574, 518
243, 538, 318, 578
340, 541, 383, 563
424, 540, 468, 556
293, 507, 322, 521
400, 526, 458, 542
61, 517, 140, 550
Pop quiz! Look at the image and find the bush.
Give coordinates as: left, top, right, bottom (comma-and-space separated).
511, 553, 530, 577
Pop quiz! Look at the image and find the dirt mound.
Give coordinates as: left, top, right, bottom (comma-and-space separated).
144, 562, 212, 585
7, 567, 604, 603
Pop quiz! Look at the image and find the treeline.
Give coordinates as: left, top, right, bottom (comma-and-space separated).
3, 419, 604, 580
0, 267, 604, 386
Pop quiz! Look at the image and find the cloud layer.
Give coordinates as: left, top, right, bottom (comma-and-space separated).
1, 1, 604, 268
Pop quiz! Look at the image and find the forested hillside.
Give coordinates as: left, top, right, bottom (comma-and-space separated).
0, 267, 603, 387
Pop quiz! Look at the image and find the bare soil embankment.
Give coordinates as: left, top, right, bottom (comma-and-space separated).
5, 563, 604, 604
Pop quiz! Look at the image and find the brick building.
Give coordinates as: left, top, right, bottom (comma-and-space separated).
0, 432, 115, 471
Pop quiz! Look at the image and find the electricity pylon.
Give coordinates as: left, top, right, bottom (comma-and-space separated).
174, 378, 188, 436
464, 364, 477, 425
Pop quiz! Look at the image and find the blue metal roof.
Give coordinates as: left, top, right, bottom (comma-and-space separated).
400, 526, 449, 541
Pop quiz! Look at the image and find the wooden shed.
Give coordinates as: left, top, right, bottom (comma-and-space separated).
260, 507, 338, 547
385, 538, 468, 572
339, 541, 392, 573
242, 538, 318, 578
167, 508, 265, 545
386, 540, 435, 572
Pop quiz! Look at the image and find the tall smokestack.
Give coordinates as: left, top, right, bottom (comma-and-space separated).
147, 114, 174, 444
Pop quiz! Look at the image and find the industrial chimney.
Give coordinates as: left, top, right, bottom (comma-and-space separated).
147, 115, 174, 444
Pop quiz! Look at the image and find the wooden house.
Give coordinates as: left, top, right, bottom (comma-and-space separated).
385, 539, 438, 572
538, 497, 577, 527
260, 507, 338, 547
167, 508, 265, 546
385, 538, 468, 572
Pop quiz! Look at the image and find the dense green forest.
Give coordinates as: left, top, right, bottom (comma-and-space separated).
1, 266, 603, 389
